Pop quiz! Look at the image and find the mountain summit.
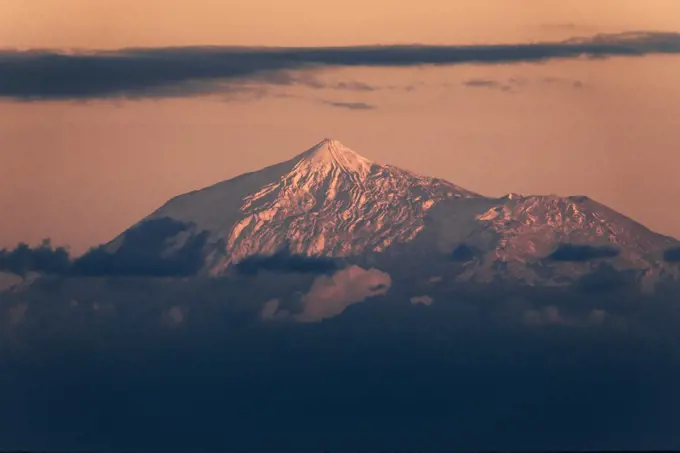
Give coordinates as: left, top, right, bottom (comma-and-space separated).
107, 139, 678, 285
295, 138, 375, 177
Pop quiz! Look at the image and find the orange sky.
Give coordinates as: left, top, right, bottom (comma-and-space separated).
1, 1, 680, 253
2, 0, 680, 48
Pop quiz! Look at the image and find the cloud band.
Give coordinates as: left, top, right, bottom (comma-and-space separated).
1, 32, 679, 99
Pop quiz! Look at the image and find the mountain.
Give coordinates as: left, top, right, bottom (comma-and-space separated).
107, 139, 477, 270
378, 192, 678, 287
106, 138, 679, 286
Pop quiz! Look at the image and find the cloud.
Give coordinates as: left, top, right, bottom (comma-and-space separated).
333, 81, 376, 91
71, 217, 208, 277
7, 302, 28, 326
320, 100, 375, 110
577, 264, 633, 293
1, 31, 679, 100
548, 243, 620, 262
523, 306, 611, 327
162, 306, 185, 327
235, 246, 341, 275
0, 218, 209, 278
463, 76, 584, 92
410, 295, 433, 306
463, 78, 513, 92
463, 79, 501, 87
0, 272, 23, 292
2, 263, 680, 450
664, 246, 680, 262
0, 239, 71, 276
523, 305, 570, 326
295, 265, 391, 322
587, 309, 607, 326
260, 73, 380, 92
219, 83, 271, 102
260, 299, 281, 320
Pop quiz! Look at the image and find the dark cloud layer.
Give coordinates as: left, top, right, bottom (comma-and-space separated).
664, 246, 680, 262
1, 31, 679, 100
548, 243, 620, 262
235, 246, 341, 275
72, 217, 208, 277
2, 271, 680, 451
0, 239, 71, 276
0, 218, 208, 277
577, 263, 635, 293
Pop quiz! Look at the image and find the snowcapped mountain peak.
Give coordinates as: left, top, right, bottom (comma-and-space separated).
114, 138, 678, 285
130, 138, 481, 273
294, 138, 374, 178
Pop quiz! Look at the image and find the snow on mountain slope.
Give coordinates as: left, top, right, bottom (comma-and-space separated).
122, 139, 480, 274
477, 194, 676, 264
362, 191, 679, 284
107, 138, 679, 285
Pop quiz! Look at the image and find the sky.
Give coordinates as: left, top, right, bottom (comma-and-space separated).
2, 0, 680, 254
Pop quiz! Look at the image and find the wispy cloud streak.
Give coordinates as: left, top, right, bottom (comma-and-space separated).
320, 100, 375, 110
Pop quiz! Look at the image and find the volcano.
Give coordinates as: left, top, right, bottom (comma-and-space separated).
105, 138, 679, 286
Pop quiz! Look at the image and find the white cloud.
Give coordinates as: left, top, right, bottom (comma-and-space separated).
295, 265, 391, 323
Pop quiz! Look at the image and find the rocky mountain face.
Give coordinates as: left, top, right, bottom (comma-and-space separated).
106, 138, 679, 287
373, 192, 678, 288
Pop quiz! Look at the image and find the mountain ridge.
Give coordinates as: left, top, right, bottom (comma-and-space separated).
106, 138, 679, 286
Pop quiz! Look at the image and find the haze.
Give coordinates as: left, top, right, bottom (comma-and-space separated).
1, 0, 680, 254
